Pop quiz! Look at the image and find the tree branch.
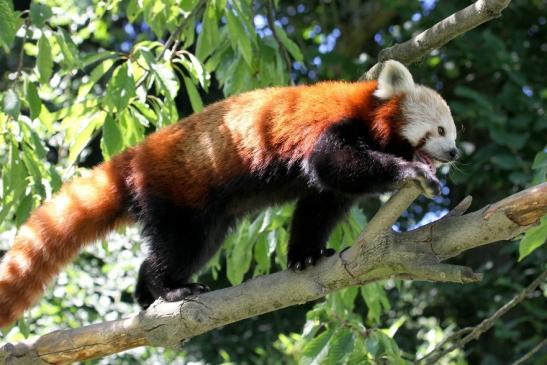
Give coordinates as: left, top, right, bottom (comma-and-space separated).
362, 0, 512, 80
1, 183, 545, 364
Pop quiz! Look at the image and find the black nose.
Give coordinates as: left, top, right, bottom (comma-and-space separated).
448, 148, 459, 160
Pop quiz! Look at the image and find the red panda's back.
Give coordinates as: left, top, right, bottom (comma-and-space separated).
128, 81, 378, 207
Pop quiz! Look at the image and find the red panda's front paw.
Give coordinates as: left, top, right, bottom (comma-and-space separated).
288, 248, 336, 271
404, 162, 441, 198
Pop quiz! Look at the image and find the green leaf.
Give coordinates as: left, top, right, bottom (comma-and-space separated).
77, 57, 116, 101
25, 81, 42, 119
532, 149, 547, 170
226, 219, 256, 285
139, 50, 179, 99
324, 329, 354, 365
361, 282, 390, 324
37, 34, 53, 84
195, 2, 220, 61
519, 216, 547, 261
103, 63, 136, 112
15, 194, 33, 227
183, 76, 203, 112
101, 114, 124, 159
0, 0, 18, 51
68, 112, 106, 165
301, 329, 333, 361
254, 234, 270, 275
30, 2, 52, 27
17, 317, 30, 338
3, 89, 20, 118
274, 25, 303, 62
225, 8, 253, 66
55, 29, 80, 69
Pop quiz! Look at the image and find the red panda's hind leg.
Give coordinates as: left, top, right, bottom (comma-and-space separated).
133, 196, 231, 308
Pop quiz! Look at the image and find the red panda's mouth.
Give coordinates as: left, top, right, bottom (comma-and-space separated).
415, 151, 437, 172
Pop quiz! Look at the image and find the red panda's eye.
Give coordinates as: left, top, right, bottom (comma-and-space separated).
438, 126, 445, 136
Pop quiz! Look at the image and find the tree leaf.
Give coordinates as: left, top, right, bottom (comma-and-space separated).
274, 25, 303, 62
15, 194, 33, 227
225, 8, 253, 67
519, 216, 547, 261
30, 2, 52, 27
25, 81, 41, 119
101, 114, 124, 159
302, 329, 333, 361
37, 34, 53, 84
103, 63, 136, 112
55, 29, 80, 69
67, 111, 106, 165
77, 57, 116, 101
183, 76, 203, 112
323, 329, 354, 365
0, 0, 18, 51
195, 2, 220, 61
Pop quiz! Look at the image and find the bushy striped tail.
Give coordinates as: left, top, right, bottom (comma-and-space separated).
0, 156, 131, 328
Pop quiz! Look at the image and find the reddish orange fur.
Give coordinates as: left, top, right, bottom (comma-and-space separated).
0, 80, 404, 327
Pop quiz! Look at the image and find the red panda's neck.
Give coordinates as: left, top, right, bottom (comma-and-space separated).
368, 94, 406, 150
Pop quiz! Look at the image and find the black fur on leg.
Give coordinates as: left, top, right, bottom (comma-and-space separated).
131, 195, 233, 307
287, 192, 352, 271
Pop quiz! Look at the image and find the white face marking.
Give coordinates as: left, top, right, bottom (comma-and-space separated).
400, 85, 457, 162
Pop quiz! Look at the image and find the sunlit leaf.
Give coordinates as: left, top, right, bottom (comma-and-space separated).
37, 34, 53, 84
101, 114, 124, 159
103, 63, 136, 112
519, 216, 547, 261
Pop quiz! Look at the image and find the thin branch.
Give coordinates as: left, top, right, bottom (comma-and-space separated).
362, 0, 512, 80
418, 269, 547, 364
510, 338, 547, 365
266, 0, 294, 85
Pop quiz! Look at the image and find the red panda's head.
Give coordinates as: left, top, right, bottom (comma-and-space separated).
374, 60, 459, 170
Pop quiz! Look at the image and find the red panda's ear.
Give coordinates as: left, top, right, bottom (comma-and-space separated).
373, 60, 415, 100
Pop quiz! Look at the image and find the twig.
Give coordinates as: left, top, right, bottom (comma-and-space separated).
362, 0, 512, 80
418, 269, 547, 364
266, 0, 294, 85
510, 338, 547, 365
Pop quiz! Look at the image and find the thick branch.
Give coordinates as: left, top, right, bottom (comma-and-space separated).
363, 0, 511, 79
1, 183, 545, 364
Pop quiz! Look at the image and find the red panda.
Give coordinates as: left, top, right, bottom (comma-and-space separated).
0, 60, 459, 327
